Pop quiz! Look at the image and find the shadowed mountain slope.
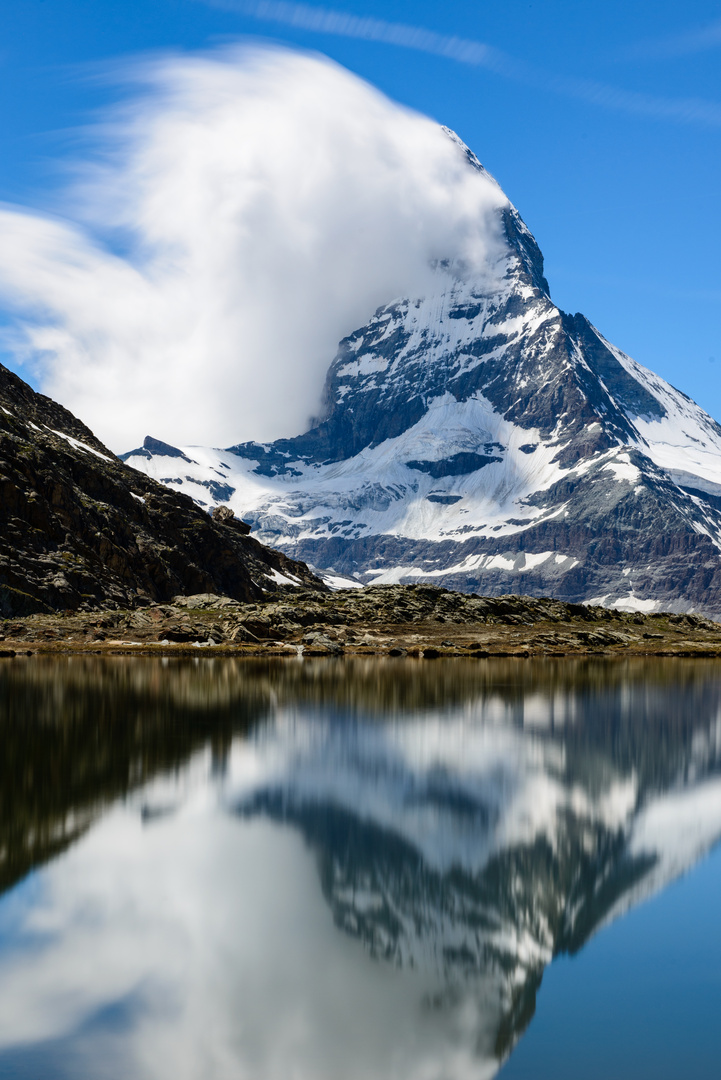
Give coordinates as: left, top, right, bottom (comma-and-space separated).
0, 364, 323, 616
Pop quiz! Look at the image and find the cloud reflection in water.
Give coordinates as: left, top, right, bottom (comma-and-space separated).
0, 657, 720, 1078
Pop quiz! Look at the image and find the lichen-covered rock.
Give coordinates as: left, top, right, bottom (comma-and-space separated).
302, 630, 344, 655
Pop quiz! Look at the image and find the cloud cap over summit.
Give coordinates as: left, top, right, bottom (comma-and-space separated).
0, 46, 507, 451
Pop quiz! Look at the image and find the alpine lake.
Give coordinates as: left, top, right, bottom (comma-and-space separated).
1, 654, 720, 1079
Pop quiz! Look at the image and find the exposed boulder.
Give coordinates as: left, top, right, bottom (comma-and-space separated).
212, 504, 251, 534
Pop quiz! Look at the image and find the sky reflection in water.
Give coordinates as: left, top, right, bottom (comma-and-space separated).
0, 656, 720, 1079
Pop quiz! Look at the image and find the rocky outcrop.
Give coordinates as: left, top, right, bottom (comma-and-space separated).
0, 363, 324, 615
3, 584, 721, 657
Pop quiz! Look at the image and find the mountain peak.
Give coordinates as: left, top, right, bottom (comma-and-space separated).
441, 125, 493, 178
440, 126, 550, 297
123, 133, 721, 616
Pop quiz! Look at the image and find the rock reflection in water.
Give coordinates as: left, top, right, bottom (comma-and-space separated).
0, 656, 720, 1078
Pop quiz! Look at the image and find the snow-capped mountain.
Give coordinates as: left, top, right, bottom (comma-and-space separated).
123, 131, 721, 615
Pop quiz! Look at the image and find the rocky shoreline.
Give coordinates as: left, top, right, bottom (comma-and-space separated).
3, 583, 721, 659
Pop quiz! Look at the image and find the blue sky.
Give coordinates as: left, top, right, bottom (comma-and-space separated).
1, 0, 720, 433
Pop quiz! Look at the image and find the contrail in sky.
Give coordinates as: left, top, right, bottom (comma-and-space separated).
197, 0, 721, 126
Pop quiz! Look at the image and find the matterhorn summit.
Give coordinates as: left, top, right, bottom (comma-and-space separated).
124, 130, 721, 615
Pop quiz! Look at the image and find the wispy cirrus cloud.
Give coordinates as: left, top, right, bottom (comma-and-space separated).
197, 0, 721, 127
200, 0, 518, 74
618, 17, 721, 61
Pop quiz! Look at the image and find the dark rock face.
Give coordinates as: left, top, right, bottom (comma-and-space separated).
123, 435, 198, 463
406, 450, 503, 477
122, 132, 721, 616
0, 364, 324, 615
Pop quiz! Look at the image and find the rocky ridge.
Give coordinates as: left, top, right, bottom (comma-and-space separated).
0, 363, 323, 616
3, 583, 721, 658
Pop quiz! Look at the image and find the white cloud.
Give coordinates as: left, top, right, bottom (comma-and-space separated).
0, 741, 508, 1080
0, 46, 507, 451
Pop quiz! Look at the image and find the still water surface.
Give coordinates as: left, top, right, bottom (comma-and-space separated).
1, 656, 721, 1078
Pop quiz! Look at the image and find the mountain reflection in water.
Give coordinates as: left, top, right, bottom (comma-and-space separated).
0, 656, 720, 1079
